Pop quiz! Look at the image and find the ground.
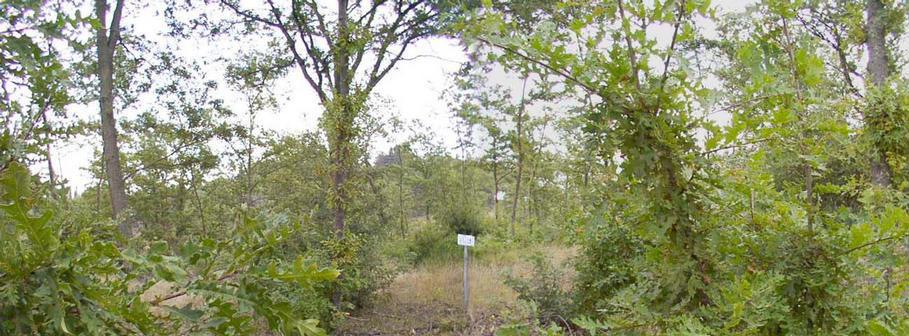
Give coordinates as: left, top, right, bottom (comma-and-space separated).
338, 244, 576, 335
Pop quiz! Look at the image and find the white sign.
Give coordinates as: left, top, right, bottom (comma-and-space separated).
457, 234, 475, 247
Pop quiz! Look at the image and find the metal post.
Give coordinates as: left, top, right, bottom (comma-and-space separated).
463, 245, 469, 312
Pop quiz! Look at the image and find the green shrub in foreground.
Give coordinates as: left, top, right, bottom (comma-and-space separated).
0, 162, 337, 335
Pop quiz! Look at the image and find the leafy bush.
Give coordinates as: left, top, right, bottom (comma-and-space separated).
441, 206, 483, 236
504, 253, 572, 327
407, 223, 460, 264
320, 232, 396, 312
0, 162, 337, 335
572, 220, 643, 315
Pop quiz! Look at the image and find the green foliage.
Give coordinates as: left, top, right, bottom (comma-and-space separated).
407, 223, 461, 265
503, 253, 571, 327
573, 219, 643, 315
319, 231, 395, 311
467, 0, 909, 333
865, 83, 909, 158
1, 0, 81, 168
0, 162, 336, 335
11, 0, 909, 333
496, 319, 566, 336
441, 206, 484, 236
0, 162, 147, 334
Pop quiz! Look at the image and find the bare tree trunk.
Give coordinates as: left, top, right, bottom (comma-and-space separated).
867, 0, 893, 188
528, 158, 537, 236
96, 164, 104, 214
492, 141, 499, 221
192, 171, 206, 235
510, 77, 528, 237
245, 112, 254, 208
96, 0, 130, 236
41, 112, 56, 187
399, 148, 406, 236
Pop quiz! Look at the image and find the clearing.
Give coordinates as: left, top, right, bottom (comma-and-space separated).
338, 244, 576, 335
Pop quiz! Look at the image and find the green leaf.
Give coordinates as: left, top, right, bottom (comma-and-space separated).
149, 241, 168, 255
294, 319, 327, 336
163, 306, 205, 322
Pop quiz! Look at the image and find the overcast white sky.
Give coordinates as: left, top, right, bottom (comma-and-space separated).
50, 0, 755, 194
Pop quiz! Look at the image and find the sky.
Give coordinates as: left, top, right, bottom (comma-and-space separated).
51, 0, 755, 194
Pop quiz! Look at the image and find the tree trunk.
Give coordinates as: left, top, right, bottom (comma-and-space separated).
461, 145, 467, 204
330, 0, 352, 311
96, 163, 104, 214
492, 143, 499, 221
41, 112, 56, 187
399, 148, 406, 237
331, 0, 351, 239
96, 0, 130, 236
510, 77, 528, 237
192, 171, 206, 235
528, 158, 538, 236
245, 111, 254, 208
867, 0, 893, 187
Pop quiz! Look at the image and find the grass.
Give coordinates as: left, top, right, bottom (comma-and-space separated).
338, 243, 576, 335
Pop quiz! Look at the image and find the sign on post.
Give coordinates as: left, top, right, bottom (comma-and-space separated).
457, 233, 476, 323
457, 234, 475, 247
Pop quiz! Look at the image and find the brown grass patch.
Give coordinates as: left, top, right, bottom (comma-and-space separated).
339, 244, 577, 335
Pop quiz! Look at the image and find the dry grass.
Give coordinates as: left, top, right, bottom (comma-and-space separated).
339, 244, 577, 335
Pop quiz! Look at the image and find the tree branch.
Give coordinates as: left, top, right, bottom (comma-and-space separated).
475, 37, 600, 97
108, 0, 125, 48
842, 234, 906, 256
701, 138, 771, 155
363, 1, 428, 93
617, 0, 642, 92
658, 0, 685, 93
261, 0, 329, 103
151, 271, 239, 305
217, 0, 282, 29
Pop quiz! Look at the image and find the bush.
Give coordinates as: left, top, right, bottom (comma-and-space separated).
440, 206, 483, 236
407, 224, 460, 264
0, 162, 337, 335
320, 232, 396, 312
572, 222, 642, 315
504, 253, 572, 327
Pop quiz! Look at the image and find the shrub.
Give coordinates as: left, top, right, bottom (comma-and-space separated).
503, 253, 572, 327
407, 224, 460, 264
572, 222, 642, 315
320, 232, 396, 312
441, 206, 483, 236
0, 162, 337, 335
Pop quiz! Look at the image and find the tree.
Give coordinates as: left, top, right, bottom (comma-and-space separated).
470, 0, 719, 314
223, 51, 283, 210
510, 76, 527, 236
214, 0, 461, 239
1, 0, 77, 174
95, 0, 130, 235
866, 0, 894, 187
202, 1, 474, 308
448, 64, 514, 220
